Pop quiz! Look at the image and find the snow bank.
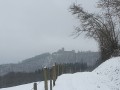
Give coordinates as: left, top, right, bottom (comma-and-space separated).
53, 57, 120, 90
53, 72, 113, 90
93, 57, 120, 89
1, 57, 120, 90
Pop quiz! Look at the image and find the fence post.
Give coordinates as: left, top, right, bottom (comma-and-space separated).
59, 64, 62, 75
34, 83, 37, 90
52, 63, 57, 86
62, 64, 64, 74
55, 63, 57, 79
50, 68, 52, 90
57, 64, 60, 76
44, 67, 48, 90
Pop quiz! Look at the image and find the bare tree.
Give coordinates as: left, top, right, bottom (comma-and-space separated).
98, 0, 120, 19
70, 0, 120, 62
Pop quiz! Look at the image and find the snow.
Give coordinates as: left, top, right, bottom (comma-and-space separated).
93, 57, 120, 89
0, 82, 44, 90
53, 72, 113, 90
1, 57, 120, 90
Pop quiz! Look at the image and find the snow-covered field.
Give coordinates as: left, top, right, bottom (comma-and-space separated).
1, 57, 120, 90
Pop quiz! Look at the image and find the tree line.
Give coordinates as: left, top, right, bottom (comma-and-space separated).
0, 62, 98, 89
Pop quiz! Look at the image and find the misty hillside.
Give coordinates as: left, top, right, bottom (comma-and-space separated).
0, 49, 99, 76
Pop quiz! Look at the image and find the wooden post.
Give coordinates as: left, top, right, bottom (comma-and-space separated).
62, 64, 64, 74
56, 64, 58, 79
57, 64, 60, 76
52, 65, 55, 86
50, 68, 52, 90
52, 63, 57, 86
34, 83, 37, 90
59, 64, 62, 75
55, 63, 57, 79
44, 67, 48, 90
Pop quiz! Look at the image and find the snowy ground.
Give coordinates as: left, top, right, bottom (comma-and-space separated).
0, 82, 45, 90
1, 57, 120, 90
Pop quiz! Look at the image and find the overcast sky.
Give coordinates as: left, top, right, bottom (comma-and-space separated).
0, 0, 99, 64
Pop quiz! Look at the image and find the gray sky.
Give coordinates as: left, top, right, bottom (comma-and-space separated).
0, 0, 99, 64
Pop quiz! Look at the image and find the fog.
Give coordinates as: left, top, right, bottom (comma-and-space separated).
0, 0, 99, 64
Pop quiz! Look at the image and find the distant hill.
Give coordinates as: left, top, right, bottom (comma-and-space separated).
0, 48, 100, 76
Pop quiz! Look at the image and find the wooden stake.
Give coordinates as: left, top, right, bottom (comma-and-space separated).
52, 63, 57, 86
34, 83, 37, 90
50, 69, 52, 90
44, 67, 48, 90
